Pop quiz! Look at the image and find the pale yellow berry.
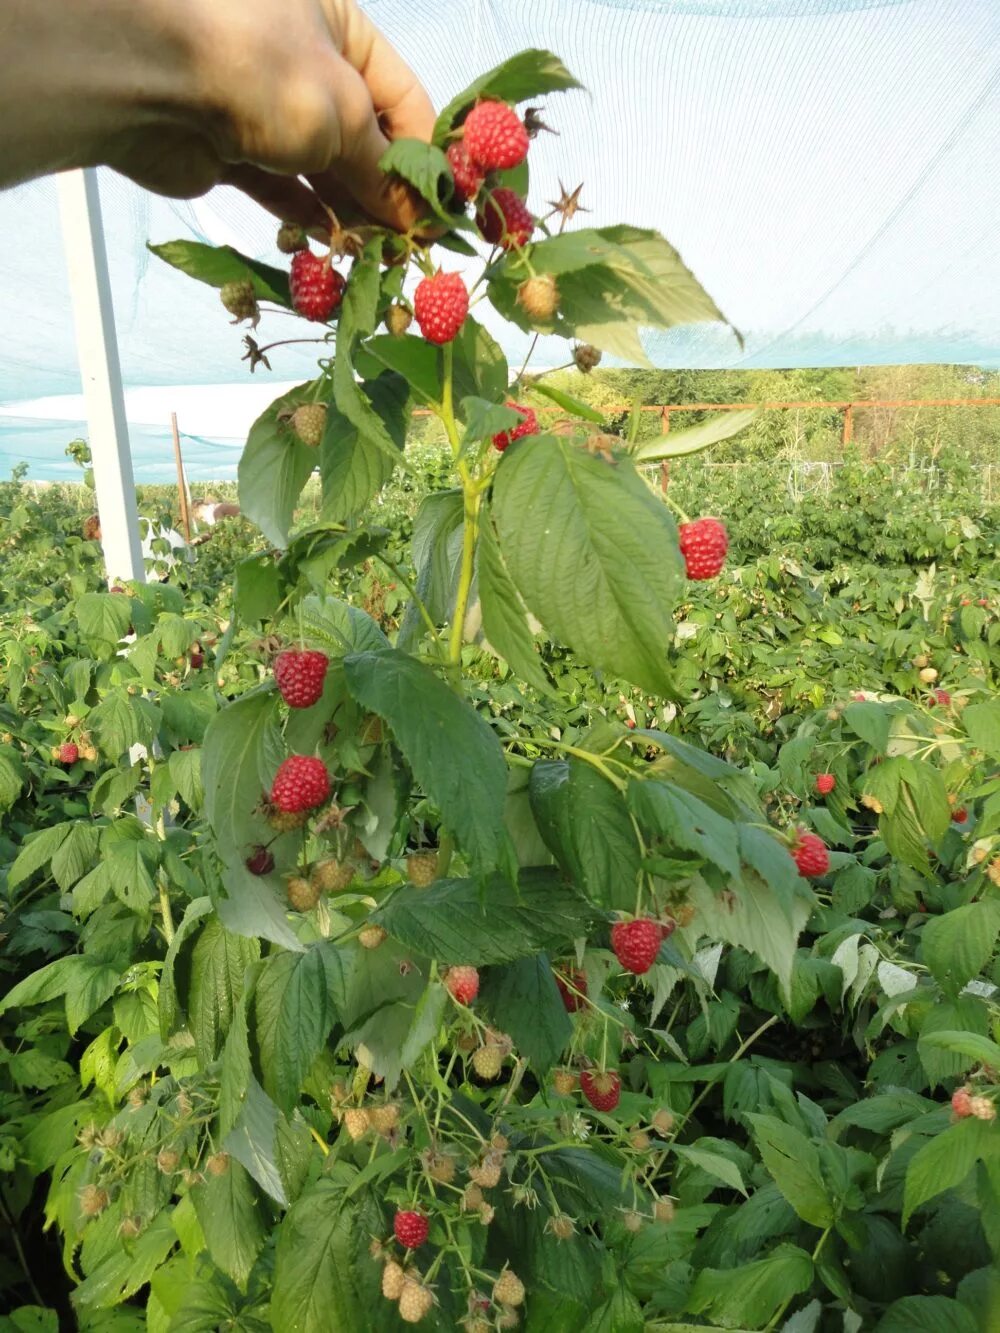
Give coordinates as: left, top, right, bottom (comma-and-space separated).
369, 1104, 400, 1136
359, 924, 388, 950
342, 1108, 370, 1140
493, 1268, 525, 1307
79, 1184, 109, 1218
654, 1198, 676, 1223
398, 1277, 435, 1323
382, 1259, 406, 1301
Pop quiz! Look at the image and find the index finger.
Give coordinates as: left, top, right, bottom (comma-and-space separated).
338, 7, 437, 143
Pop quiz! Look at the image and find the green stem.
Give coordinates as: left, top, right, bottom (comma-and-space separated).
437, 831, 455, 878
376, 555, 441, 649
448, 471, 480, 668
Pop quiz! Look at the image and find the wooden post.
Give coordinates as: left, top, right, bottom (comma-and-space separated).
842, 403, 854, 447
661, 405, 671, 432
171, 412, 192, 543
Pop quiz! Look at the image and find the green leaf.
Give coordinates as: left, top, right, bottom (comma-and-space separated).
903, 1117, 1000, 1224
842, 701, 891, 752
628, 779, 741, 880
918, 1029, 1000, 1067
320, 372, 407, 522
343, 648, 511, 875
148, 240, 291, 305
255, 945, 340, 1110
189, 917, 258, 1066
202, 688, 277, 862
168, 747, 204, 810
479, 954, 572, 1075
922, 898, 1000, 993
0, 747, 24, 811
568, 759, 642, 908
158, 897, 214, 1039
581, 1285, 644, 1333
238, 384, 318, 548
75, 591, 133, 642
528, 759, 581, 877
91, 691, 159, 758
686, 1243, 813, 1330
530, 380, 606, 423
493, 436, 682, 693
50, 822, 99, 891
217, 862, 303, 953
746, 1114, 834, 1227
299, 594, 389, 657
191, 1159, 267, 1288
223, 1077, 289, 1206
963, 700, 1000, 760
452, 316, 508, 405
876, 1295, 979, 1333
0, 1309, 58, 1333
373, 868, 597, 965
270, 1182, 369, 1332
478, 499, 554, 697
491, 226, 733, 362
635, 408, 758, 463
459, 395, 521, 447
434, 49, 582, 142
234, 553, 283, 624
671, 1143, 748, 1197
399, 489, 464, 647
354, 334, 439, 405
7, 822, 73, 889
379, 138, 457, 221
72, 1212, 177, 1312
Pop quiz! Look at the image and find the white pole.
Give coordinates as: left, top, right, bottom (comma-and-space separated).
56, 168, 144, 584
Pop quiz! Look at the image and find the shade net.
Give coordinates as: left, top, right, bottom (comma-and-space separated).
2, 0, 999, 479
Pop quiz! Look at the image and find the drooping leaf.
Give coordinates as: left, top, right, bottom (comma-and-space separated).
568, 759, 642, 908
320, 372, 408, 522
902, 1117, 999, 1225
270, 1182, 370, 1333
201, 688, 278, 862
628, 779, 741, 880
379, 138, 459, 222
148, 240, 291, 305
254, 945, 341, 1110
188, 917, 259, 1066
746, 1114, 834, 1227
688, 873, 810, 998
922, 898, 1000, 994
635, 408, 758, 463
478, 498, 554, 697
479, 954, 572, 1075
238, 383, 319, 548
493, 436, 682, 693
686, 1243, 814, 1330
191, 1158, 267, 1288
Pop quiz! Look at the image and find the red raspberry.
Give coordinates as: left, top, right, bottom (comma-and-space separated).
815, 773, 836, 796
289, 250, 345, 322
678, 517, 729, 580
610, 919, 663, 975
59, 741, 79, 765
579, 1069, 621, 1113
393, 1209, 429, 1249
445, 965, 479, 1005
245, 846, 275, 876
477, 189, 534, 249
952, 807, 968, 824
446, 141, 484, 205
952, 1087, 973, 1117
790, 830, 829, 878
413, 272, 468, 345
555, 969, 587, 1012
931, 688, 952, 707
274, 648, 329, 709
492, 403, 539, 452
269, 756, 330, 813
462, 101, 529, 171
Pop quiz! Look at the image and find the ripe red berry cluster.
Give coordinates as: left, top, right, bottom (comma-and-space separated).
445, 141, 485, 204
59, 742, 79, 765
413, 272, 469, 345
678, 517, 729, 580
462, 101, 529, 171
790, 830, 829, 878
274, 648, 329, 708
555, 969, 587, 1012
579, 1069, 621, 1112
610, 918, 663, 974
477, 188, 534, 249
445, 965, 480, 1005
290, 250, 346, 322
245, 846, 275, 876
492, 402, 539, 452
270, 756, 330, 813
393, 1209, 429, 1249
814, 773, 836, 796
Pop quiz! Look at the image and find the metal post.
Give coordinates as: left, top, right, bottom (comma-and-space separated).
56, 169, 144, 585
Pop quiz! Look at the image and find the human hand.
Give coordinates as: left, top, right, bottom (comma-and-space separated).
1, 0, 435, 232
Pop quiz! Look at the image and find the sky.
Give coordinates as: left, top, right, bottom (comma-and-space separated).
1, 0, 998, 479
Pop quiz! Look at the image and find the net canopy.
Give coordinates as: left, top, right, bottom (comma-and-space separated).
2, 0, 999, 480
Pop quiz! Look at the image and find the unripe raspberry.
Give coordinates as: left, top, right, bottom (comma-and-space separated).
342, 1108, 370, 1140
630, 1130, 652, 1152
919, 666, 939, 683
622, 1210, 643, 1233
495, 1308, 517, 1330
445, 965, 480, 1005
471, 1045, 503, 1080
463, 101, 529, 171
291, 404, 327, 449
286, 875, 321, 912
220, 279, 259, 325
469, 1156, 502, 1188
477, 189, 534, 249
678, 517, 729, 580
421, 1149, 457, 1183
413, 272, 468, 345
79, 1184, 109, 1218
492, 1268, 525, 1307
312, 858, 354, 892
206, 1152, 230, 1177
156, 1148, 180, 1174
382, 1259, 406, 1300
552, 1069, 577, 1096
547, 1213, 575, 1240
952, 1087, 974, 1117
290, 250, 345, 322
517, 274, 558, 320
359, 924, 388, 950
651, 1108, 675, 1136
654, 1198, 676, 1223
369, 1104, 400, 1136
462, 1184, 485, 1211
276, 222, 308, 254
398, 1277, 434, 1323
573, 343, 602, 373
672, 903, 696, 928
970, 1095, 996, 1122
815, 773, 836, 795
407, 851, 439, 887
386, 303, 413, 336
119, 1214, 142, 1238
446, 140, 485, 204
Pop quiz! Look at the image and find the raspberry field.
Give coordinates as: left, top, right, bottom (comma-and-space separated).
3, 48, 1000, 1333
